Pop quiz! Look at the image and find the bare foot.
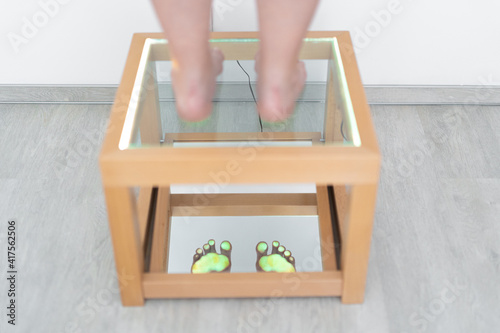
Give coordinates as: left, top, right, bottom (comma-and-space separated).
171, 47, 224, 121
255, 51, 306, 122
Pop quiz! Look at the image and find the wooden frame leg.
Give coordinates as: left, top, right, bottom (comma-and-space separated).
104, 187, 145, 306
341, 184, 378, 304
149, 187, 171, 273
316, 186, 337, 271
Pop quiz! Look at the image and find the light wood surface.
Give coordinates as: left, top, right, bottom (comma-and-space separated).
137, 186, 153, 250
100, 146, 380, 186
143, 272, 343, 298
1, 102, 499, 332
171, 205, 317, 217
147, 31, 338, 62
316, 186, 337, 271
340, 184, 378, 303
333, 185, 348, 242
170, 193, 317, 216
171, 193, 317, 206
149, 187, 171, 273
103, 187, 145, 306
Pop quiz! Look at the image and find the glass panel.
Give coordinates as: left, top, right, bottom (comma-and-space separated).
119, 37, 360, 150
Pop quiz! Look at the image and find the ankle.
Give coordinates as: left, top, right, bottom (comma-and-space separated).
172, 47, 213, 73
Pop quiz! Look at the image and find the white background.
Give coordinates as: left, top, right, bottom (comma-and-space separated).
1, 0, 499, 85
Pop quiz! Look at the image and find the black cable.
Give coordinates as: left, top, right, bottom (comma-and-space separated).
340, 119, 347, 141
236, 59, 346, 139
236, 60, 263, 132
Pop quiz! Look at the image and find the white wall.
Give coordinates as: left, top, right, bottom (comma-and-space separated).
0, 0, 162, 85
213, 0, 500, 86
1, 0, 499, 85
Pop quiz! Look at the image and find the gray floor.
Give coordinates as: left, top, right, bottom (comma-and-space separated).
0, 102, 499, 332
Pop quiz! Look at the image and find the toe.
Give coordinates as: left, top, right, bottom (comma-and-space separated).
203, 243, 210, 255
193, 248, 203, 264
284, 250, 291, 259
256, 241, 268, 271
288, 256, 295, 268
271, 241, 280, 254
277, 245, 285, 257
208, 239, 216, 253
220, 240, 232, 259
256, 241, 268, 255
220, 240, 231, 251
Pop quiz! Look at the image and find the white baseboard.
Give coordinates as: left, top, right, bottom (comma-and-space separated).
1, 83, 499, 105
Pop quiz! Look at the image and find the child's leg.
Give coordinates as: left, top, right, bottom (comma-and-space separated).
151, 0, 223, 121
256, 0, 320, 121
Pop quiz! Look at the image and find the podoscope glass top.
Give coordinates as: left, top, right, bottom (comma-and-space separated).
119, 37, 360, 150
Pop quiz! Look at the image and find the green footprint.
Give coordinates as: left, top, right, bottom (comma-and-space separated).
191, 239, 232, 274
256, 241, 296, 273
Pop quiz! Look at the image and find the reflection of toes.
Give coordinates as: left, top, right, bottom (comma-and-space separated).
192, 248, 203, 264
208, 239, 216, 253
220, 240, 232, 260
284, 250, 295, 267
191, 239, 232, 274
256, 241, 296, 273
284, 250, 291, 259
256, 241, 268, 271
271, 241, 280, 254
257, 241, 268, 255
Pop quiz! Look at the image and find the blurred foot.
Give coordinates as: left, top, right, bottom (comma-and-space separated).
255, 51, 306, 122
171, 47, 224, 121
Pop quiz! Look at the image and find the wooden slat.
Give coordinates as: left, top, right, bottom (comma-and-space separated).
137, 187, 153, 250
149, 187, 171, 272
316, 186, 337, 271
336, 31, 380, 154
143, 271, 342, 298
333, 186, 348, 242
172, 205, 317, 217
171, 193, 318, 216
164, 131, 321, 143
171, 193, 316, 207
150, 32, 337, 61
100, 145, 380, 187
